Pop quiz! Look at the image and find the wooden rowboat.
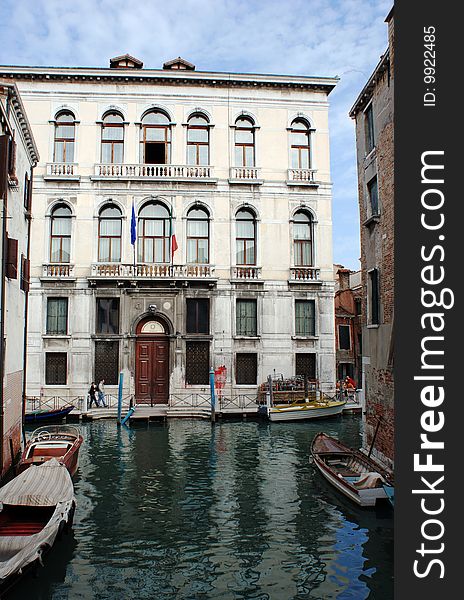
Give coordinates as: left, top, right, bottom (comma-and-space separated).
0, 459, 75, 593
310, 432, 394, 508
268, 399, 346, 422
18, 425, 83, 477
25, 405, 75, 424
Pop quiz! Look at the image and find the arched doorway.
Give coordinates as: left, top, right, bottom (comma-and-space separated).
135, 317, 169, 404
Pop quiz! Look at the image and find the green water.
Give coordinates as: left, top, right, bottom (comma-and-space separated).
10, 417, 393, 599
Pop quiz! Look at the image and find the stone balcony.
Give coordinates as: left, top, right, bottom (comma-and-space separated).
229, 167, 263, 184
286, 168, 318, 186
44, 163, 80, 181
42, 263, 76, 279
91, 163, 216, 183
89, 263, 216, 283
289, 267, 321, 283
231, 266, 262, 281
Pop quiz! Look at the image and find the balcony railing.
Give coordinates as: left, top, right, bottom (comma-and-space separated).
93, 164, 215, 181
42, 263, 75, 278
231, 266, 262, 280
45, 163, 79, 179
289, 267, 320, 282
287, 168, 318, 185
90, 263, 216, 279
229, 167, 262, 183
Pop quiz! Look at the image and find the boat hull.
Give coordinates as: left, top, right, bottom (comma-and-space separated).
310, 432, 393, 508
25, 406, 74, 423
269, 401, 345, 422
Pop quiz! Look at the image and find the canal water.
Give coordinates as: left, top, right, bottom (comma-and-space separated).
10, 416, 393, 600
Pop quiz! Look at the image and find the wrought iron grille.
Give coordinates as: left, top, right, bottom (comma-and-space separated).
95, 341, 119, 384
45, 352, 67, 385
295, 353, 316, 379
236, 353, 257, 385
186, 341, 209, 384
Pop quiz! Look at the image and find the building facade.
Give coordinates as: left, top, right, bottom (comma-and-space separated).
1, 56, 337, 405
0, 82, 38, 476
334, 266, 362, 387
349, 10, 394, 469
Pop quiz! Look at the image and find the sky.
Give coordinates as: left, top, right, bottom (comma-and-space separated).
0, 0, 391, 270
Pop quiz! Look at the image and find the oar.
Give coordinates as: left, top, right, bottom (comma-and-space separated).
367, 416, 382, 458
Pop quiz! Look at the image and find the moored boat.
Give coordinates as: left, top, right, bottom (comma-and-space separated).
0, 459, 75, 593
25, 405, 75, 424
311, 432, 394, 507
268, 399, 346, 422
18, 425, 83, 477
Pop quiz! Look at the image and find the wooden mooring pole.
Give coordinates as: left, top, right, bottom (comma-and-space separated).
210, 368, 216, 424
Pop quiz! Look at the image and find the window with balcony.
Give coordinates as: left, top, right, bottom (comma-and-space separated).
53, 111, 75, 163
98, 204, 122, 262
236, 299, 257, 336
295, 300, 316, 336
138, 201, 170, 263
46, 298, 68, 335
293, 211, 313, 266
96, 298, 120, 334
236, 208, 256, 266
140, 110, 171, 164
234, 117, 255, 167
186, 298, 210, 334
290, 119, 311, 169
187, 206, 209, 264
101, 112, 124, 163
187, 114, 209, 165
50, 204, 72, 263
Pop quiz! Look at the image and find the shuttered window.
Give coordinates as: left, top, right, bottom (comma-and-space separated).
295, 300, 315, 336
46, 298, 68, 334
186, 299, 209, 334
6, 236, 18, 279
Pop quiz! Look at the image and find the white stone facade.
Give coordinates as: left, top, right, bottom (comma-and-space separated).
2, 60, 337, 404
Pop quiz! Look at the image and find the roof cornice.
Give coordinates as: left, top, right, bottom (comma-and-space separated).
0, 65, 339, 94
0, 81, 39, 166
349, 50, 390, 117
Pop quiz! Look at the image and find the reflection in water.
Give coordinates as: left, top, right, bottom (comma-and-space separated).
10, 418, 393, 599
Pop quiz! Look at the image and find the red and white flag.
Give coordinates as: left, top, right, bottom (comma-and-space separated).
171, 217, 178, 256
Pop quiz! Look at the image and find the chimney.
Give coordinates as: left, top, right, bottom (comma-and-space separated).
337, 268, 351, 291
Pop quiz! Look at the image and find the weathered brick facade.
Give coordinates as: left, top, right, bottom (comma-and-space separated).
349, 10, 394, 470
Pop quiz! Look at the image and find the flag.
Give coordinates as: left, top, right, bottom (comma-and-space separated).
130, 201, 136, 245
170, 214, 178, 256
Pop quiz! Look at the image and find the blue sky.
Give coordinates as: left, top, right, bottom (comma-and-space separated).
0, 0, 391, 270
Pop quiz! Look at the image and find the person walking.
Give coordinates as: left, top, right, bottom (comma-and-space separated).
97, 379, 107, 407
88, 382, 98, 409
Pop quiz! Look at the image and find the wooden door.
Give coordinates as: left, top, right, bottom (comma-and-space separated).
135, 338, 169, 404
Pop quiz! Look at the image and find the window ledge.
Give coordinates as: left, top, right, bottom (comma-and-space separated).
183, 334, 213, 340
367, 324, 380, 329
233, 336, 260, 340
42, 334, 71, 339
292, 335, 318, 340
362, 214, 380, 227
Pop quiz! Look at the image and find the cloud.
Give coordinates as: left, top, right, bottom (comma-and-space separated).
0, 0, 391, 269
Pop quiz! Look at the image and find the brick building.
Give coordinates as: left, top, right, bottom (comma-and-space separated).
334, 266, 362, 388
349, 9, 394, 469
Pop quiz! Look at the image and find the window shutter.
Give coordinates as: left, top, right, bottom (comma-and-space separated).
0, 135, 8, 199
20, 255, 30, 292
6, 236, 18, 279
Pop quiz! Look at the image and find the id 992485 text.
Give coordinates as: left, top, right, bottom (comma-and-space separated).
424, 26, 436, 108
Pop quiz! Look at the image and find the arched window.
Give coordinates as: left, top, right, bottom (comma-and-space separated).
293, 211, 313, 266
140, 111, 171, 165
101, 112, 124, 163
50, 204, 72, 263
187, 114, 209, 166
138, 202, 170, 263
187, 206, 209, 264
54, 111, 75, 163
98, 205, 122, 262
234, 117, 255, 167
236, 209, 256, 265
290, 119, 311, 169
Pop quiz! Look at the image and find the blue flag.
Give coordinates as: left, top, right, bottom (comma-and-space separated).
130, 201, 136, 245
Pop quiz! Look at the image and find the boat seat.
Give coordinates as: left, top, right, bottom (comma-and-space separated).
30, 446, 69, 458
